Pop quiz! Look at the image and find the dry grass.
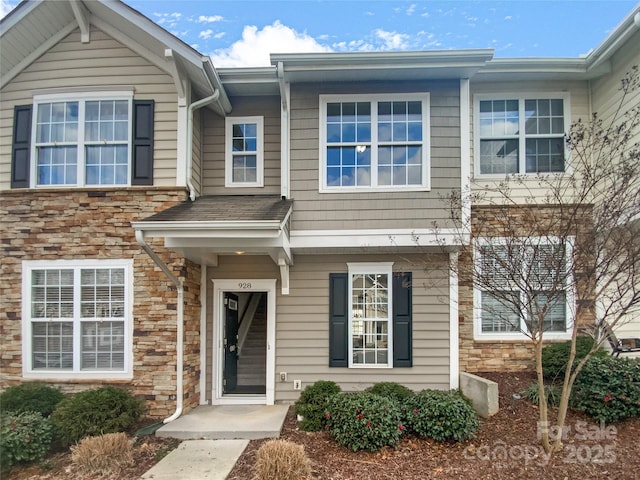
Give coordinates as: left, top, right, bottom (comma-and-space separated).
70, 432, 134, 474
253, 439, 312, 480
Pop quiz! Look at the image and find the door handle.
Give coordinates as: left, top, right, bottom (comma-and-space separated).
229, 345, 236, 352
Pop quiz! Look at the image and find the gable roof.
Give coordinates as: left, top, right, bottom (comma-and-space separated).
0, 0, 231, 113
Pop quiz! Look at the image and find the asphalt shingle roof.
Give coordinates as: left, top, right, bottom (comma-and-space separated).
142, 195, 293, 223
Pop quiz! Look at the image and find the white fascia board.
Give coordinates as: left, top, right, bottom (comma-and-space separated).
132, 220, 283, 232
290, 229, 466, 249
271, 49, 494, 68
479, 58, 588, 76
165, 236, 286, 249
102, 0, 208, 70
586, 6, 640, 71
0, 0, 39, 33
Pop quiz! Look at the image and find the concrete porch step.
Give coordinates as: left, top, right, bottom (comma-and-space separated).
155, 404, 289, 440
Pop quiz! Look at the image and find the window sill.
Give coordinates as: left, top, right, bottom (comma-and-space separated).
473, 332, 572, 342
22, 371, 133, 381
319, 186, 431, 194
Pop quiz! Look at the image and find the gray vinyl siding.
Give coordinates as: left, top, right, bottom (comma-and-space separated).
0, 28, 179, 190
590, 30, 640, 146
191, 107, 203, 194
200, 96, 281, 195
204, 255, 280, 398
204, 253, 451, 403
289, 81, 461, 231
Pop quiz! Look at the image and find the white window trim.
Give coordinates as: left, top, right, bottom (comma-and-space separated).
30, 91, 134, 188
224, 116, 264, 188
21, 259, 134, 380
473, 237, 575, 341
473, 92, 571, 178
347, 262, 394, 368
319, 93, 430, 193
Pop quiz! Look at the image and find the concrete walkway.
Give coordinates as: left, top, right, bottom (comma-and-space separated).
140, 404, 290, 479
156, 404, 289, 440
139, 439, 248, 480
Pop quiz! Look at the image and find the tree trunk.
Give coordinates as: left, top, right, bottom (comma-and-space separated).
535, 338, 551, 453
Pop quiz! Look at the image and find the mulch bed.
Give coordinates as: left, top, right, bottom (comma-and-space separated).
228, 371, 640, 479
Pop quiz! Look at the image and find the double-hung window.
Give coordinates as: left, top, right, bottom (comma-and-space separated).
475, 94, 569, 175
22, 259, 133, 379
225, 116, 264, 187
33, 92, 133, 186
320, 94, 430, 192
474, 238, 573, 340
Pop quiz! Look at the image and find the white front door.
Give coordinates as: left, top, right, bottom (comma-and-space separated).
211, 279, 276, 405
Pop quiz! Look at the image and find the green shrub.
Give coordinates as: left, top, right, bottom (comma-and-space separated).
0, 411, 53, 471
364, 382, 414, 403
571, 356, 640, 423
542, 337, 608, 381
0, 383, 64, 417
404, 389, 479, 442
51, 387, 145, 446
294, 380, 341, 432
521, 382, 562, 407
326, 392, 404, 452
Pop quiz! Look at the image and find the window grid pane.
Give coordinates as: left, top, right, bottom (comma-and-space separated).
32, 321, 73, 369
481, 291, 520, 333
81, 321, 125, 370
351, 273, 389, 366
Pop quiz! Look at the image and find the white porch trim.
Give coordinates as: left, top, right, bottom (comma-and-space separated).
290, 228, 465, 249
449, 252, 460, 389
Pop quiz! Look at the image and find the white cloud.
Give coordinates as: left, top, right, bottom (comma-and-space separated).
406, 4, 416, 16
199, 29, 213, 40
154, 12, 182, 29
504, 15, 513, 20
198, 15, 223, 23
210, 21, 331, 67
213, 32, 226, 39
1, 0, 17, 18
374, 29, 409, 50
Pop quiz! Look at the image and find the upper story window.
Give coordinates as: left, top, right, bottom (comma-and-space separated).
473, 238, 573, 340
225, 116, 264, 188
22, 259, 133, 380
474, 94, 570, 176
10, 93, 153, 189
33, 93, 133, 186
319, 94, 430, 192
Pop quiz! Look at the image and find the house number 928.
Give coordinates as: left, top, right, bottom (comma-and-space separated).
238, 282, 252, 289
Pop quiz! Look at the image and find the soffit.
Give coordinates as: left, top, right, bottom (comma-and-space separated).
0, 0, 230, 110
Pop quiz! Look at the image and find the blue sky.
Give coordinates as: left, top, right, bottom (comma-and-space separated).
2, 1, 638, 67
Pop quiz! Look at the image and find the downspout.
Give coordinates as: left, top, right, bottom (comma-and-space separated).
186, 91, 220, 201
135, 230, 184, 424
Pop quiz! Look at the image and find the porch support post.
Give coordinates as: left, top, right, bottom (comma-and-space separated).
278, 257, 290, 295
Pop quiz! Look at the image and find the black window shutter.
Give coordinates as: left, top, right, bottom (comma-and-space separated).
131, 100, 154, 185
393, 272, 413, 367
11, 105, 32, 188
329, 273, 348, 367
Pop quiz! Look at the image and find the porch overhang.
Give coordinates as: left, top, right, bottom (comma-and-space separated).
132, 195, 294, 294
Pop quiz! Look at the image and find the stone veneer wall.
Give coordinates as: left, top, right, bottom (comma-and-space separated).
0, 187, 201, 418
459, 204, 594, 373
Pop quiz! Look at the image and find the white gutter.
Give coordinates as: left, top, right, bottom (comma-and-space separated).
187, 91, 220, 201
135, 230, 184, 424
